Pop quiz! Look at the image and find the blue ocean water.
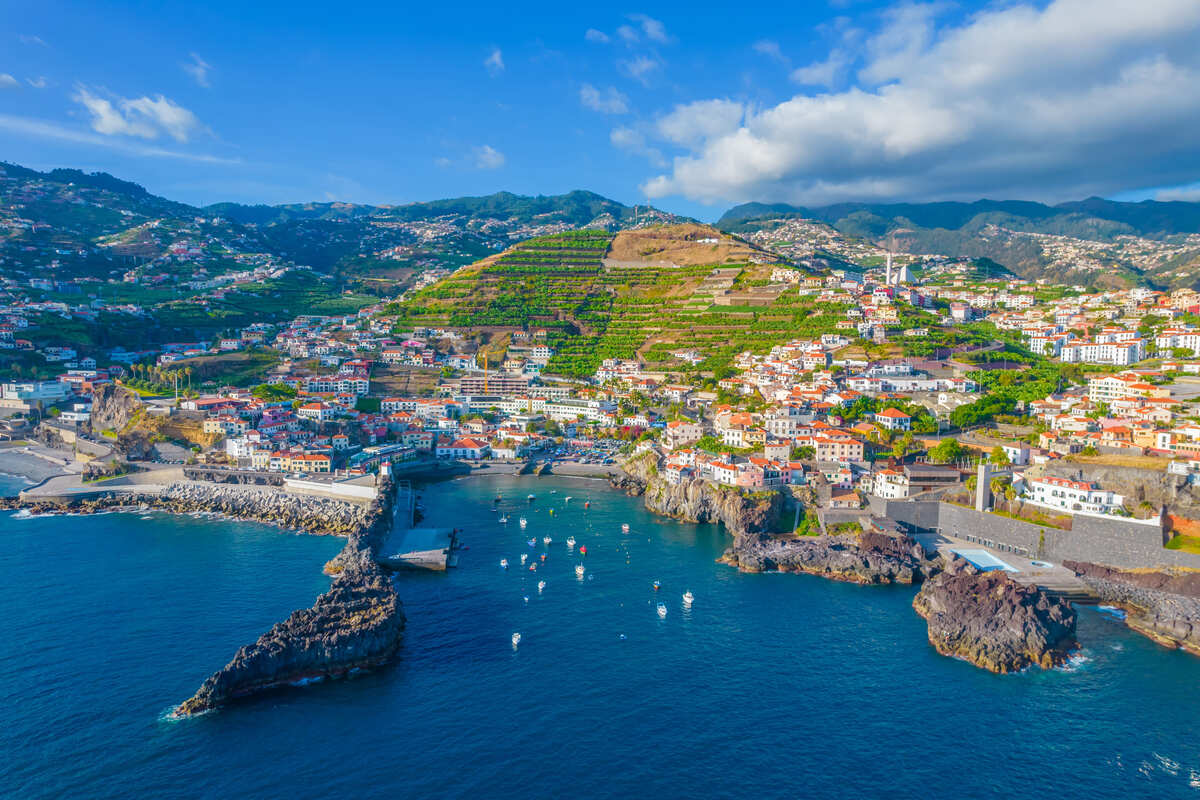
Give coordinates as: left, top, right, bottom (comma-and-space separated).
4, 473, 1200, 798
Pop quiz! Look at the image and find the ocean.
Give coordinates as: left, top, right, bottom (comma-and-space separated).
3, 473, 1200, 798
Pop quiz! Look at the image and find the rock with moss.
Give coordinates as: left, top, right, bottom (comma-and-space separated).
913, 559, 1077, 672
719, 531, 939, 584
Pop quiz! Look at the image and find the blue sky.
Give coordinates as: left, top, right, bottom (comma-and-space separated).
2, 0, 1200, 219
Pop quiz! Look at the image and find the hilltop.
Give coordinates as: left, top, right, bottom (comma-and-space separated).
717, 198, 1200, 289
381, 224, 915, 379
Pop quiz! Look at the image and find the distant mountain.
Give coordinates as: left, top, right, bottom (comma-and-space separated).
718, 197, 1200, 288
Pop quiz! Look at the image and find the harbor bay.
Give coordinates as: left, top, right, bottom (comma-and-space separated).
4, 474, 1200, 797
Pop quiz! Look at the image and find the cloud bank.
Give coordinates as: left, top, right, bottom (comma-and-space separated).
642, 0, 1200, 206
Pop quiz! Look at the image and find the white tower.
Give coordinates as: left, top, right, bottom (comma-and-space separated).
885, 251, 893, 286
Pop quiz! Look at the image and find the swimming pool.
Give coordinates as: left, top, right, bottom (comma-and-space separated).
950, 548, 1019, 573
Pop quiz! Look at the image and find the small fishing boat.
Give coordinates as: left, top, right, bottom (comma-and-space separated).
542, 535, 552, 546
499, 558, 508, 569
621, 523, 630, 533
652, 580, 661, 591
550, 490, 557, 494
537, 580, 546, 593
529, 563, 537, 572
565, 496, 573, 503
584, 500, 590, 509
618, 634, 627, 641
540, 553, 547, 562
511, 632, 521, 647
519, 517, 528, 529
579, 545, 588, 556
527, 494, 536, 502
549, 509, 555, 516
527, 537, 536, 547
682, 591, 694, 606
499, 515, 508, 524
656, 603, 668, 619
566, 536, 576, 548
575, 564, 586, 578
520, 553, 528, 565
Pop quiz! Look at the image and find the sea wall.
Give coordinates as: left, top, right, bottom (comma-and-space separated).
933, 503, 1200, 570
176, 481, 404, 715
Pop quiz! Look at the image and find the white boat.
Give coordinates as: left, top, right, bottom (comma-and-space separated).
520, 553, 528, 565
656, 603, 668, 619
526, 537, 536, 547
621, 523, 630, 533
499, 515, 508, 524
511, 632, 521, 647
575, 564, 586, 578
500, 558, 508, 569
542, 536, 552, 546
527, 494, 536, 502
566, 536, 576, 548
682, 591, 694, 606
564, 496, 572, 503
519, 517, 528, 529
537, 580, 546, 593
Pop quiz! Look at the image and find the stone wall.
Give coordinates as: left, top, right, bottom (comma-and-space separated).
933, 502, 1200, 570
870, 496, 941, 531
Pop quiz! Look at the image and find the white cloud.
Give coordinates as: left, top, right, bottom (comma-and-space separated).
580, 84, 629, 114
0, 113, 237, 163
1156, 184, 1200, 202
629, 14, 671, 44
182, 53, 211, 87
656, 99, 745, 149
617, 25, 640, 45
73, 87, 204, 143
19, 34, 47, 47
585, 28, 611, 44
611, 126, 666, 168
484, 48, 505, 76
753, 40, 788, 65
790, 49, 851, 87
619, 55, 660, 85
642, 0, 1200, 206
473, 145, 505, 169
27, 76, 49, 89
0, 74, 17, 89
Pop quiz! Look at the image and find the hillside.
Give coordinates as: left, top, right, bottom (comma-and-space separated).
718, 198, 1200, 289
382, 224, 923, 379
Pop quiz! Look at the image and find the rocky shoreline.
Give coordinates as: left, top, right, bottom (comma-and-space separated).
0, 482, 370, 536
176, 481, 403, 715
717, 531, 939, 584
1064, 561, 1200, 655
610, 455, 781, 536
913, 559, 1077, 672
2, 480, 406, 714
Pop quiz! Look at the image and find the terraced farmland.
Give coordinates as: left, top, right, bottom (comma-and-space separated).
384, 227, 857, 378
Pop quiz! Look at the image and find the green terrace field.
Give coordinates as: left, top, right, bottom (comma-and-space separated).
383, 229, 873, 378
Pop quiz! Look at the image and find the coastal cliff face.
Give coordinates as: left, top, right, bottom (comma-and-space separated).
913, 561, 1077, 672
177, 483, 404, 715
611, 455, 781, 536
719, 531, 940, 584
89, 383, 142, 434
1064, 561, 1200, 655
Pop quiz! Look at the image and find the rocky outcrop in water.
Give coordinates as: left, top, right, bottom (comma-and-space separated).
1064, 561, 1200, 655
718, 531, 940, 584
176, 482, 404, 715
611, 455, 781, 536
913, 560, 1077, 672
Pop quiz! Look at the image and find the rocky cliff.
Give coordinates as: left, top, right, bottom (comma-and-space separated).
89, 383, 142, 434
176, 483, 404, 715
611, 455, 781, 536
1064, 561, 1200, 656
913, 560, 1077, 672
718, 531, 940, 584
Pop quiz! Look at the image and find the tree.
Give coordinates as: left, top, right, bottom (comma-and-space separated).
927, 438, 967, 463
989, 446, 1011, 467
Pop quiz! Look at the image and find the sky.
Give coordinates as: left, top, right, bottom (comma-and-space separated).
2, 0, 1200, 220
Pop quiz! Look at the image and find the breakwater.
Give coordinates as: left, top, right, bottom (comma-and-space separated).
1065, 561, 1200, 656
176, 480, 403, 714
